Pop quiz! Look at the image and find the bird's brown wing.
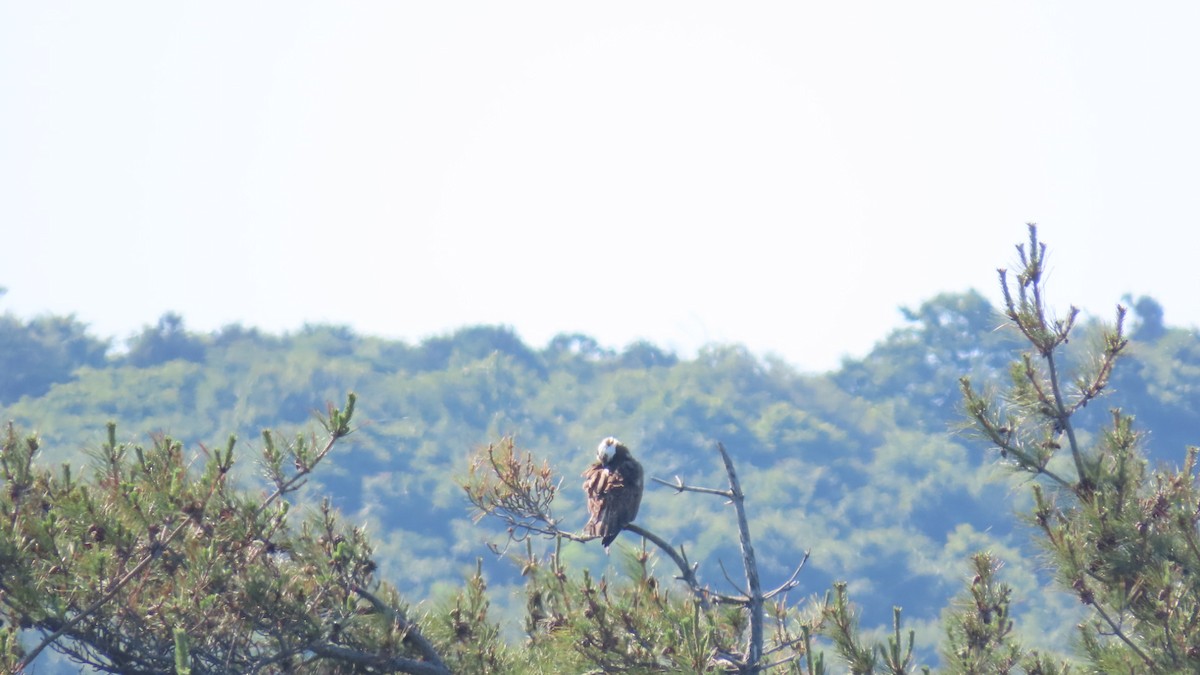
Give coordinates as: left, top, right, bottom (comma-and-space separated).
582, 463, 641, 546
581, 463, 613, 539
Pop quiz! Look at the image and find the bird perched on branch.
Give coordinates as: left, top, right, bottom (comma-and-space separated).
582, 437, 644, 549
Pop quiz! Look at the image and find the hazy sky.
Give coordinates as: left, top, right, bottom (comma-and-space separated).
2, 3, 1197, 372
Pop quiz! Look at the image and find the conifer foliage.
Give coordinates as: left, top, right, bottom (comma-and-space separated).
0, 395, 454, 674
957, 224, 1200, 672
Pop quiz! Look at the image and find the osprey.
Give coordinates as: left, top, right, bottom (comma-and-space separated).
582, 437, 644, 549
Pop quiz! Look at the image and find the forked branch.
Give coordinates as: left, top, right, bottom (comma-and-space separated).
656, 442, 809, 672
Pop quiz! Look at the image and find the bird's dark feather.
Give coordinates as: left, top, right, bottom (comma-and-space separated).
582, 447, 643, 548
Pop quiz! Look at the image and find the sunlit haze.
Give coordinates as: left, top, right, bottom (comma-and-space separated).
3, 3, 1197, 372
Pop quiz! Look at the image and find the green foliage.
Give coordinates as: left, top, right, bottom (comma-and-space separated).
819, 583, 922, 674
958, 224, 1200, 672
939, 553, 1071, 674
0, 396, 454, 674
510, 539, 814, 674
426, 560, 512, 673
125, 312, 208, 367
0, 311, 107, 404
836, 290, 1022, 427
174, 626, 192, 675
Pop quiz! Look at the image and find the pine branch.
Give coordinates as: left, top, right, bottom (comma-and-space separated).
16, 518, 192, 672
307, 643, 451, 675
350, 585, 450, 674
1043, 348, 1090, 488
1089, 601, 1155, 670
254, 393, 356, 519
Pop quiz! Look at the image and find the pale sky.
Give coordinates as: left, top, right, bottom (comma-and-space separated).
2, 2, 1197, 373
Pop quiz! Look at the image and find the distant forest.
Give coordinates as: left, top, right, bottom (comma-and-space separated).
2, 281, 1197, 666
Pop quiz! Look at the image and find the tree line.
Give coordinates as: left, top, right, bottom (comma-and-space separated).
2, 225, 1199, 671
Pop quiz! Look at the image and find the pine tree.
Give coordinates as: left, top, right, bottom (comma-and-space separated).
0, 395, 454, 674
959, 224, 1200, 671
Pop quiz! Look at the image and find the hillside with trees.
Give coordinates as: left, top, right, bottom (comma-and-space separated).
3, 227, 1199, 672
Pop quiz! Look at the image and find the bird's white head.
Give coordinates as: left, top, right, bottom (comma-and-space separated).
597, 436, 621, 465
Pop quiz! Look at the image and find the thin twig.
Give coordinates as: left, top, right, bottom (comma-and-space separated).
764, 552, 810, 601
652, 475, 733, 498
717, 558, 750, 599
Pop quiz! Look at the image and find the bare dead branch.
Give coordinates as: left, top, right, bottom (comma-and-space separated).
717, 558, 750, 599
716, 441, 766, 671
764, 552, 810, 601
651, 474, 733, 498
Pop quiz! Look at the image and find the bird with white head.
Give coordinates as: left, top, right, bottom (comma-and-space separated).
582, 437, 644, 549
